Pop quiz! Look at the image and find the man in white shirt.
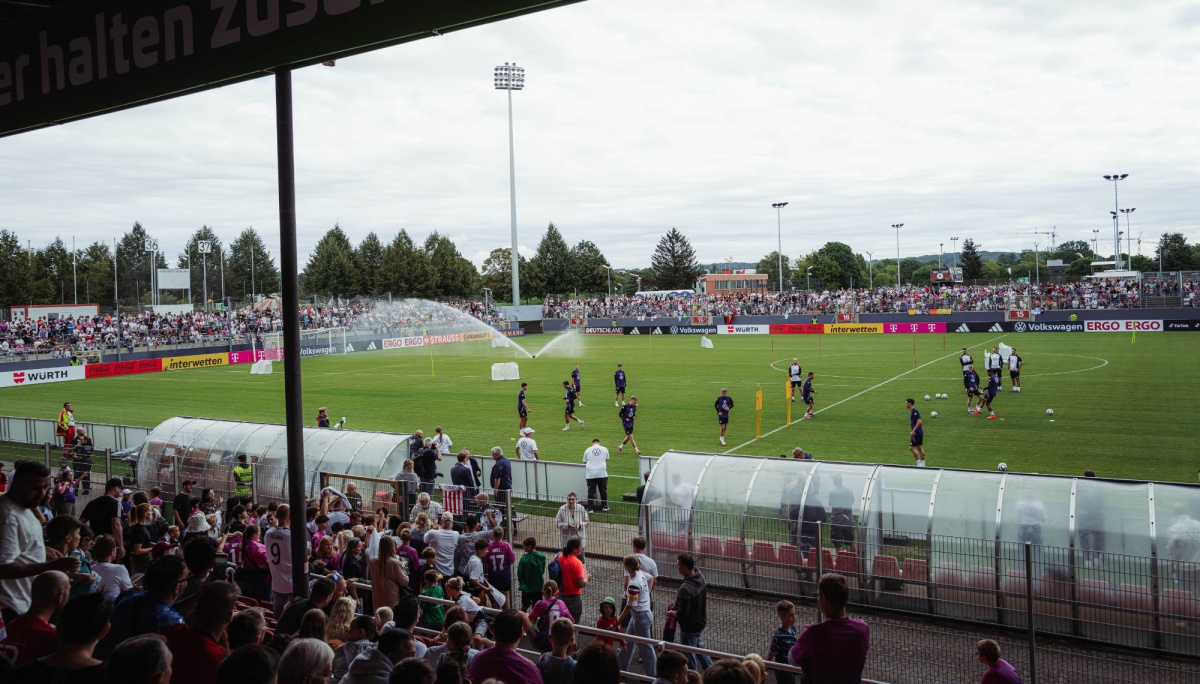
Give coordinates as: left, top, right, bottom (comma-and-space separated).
431, 426, 453, 455
1008, 348, 1023, 392
583, 439, 611, 513
424, 513, 461, 577
516, 428, 539, 461
0, 461, 80, 617
788, 358, 802, 402
409, 492, 444, 523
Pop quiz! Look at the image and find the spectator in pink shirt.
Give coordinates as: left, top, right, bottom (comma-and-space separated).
789, 573, 869, 684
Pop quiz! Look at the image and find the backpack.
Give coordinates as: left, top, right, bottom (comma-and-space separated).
547, 553, 563, 585
532, 598, 569, 652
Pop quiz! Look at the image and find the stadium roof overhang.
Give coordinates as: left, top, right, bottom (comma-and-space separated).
0, 0, 584, 138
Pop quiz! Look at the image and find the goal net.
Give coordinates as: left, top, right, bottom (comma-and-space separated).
255, 328, 347, 361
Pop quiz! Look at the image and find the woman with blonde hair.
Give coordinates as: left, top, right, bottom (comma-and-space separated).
313, 534, 341, 573
369, 534, 409, 609
325, 596, 357, 648
277, 638, 335, 684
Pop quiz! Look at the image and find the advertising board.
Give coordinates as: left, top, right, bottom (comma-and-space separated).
85, 359, 163, 378
883, 323, 947, 334
161, 353, 227, 371
1010, 321, 1084, 333
583, 327, 624, 335
1084, 320, 1162, 333
768, 324, 824, 335
1165, 320, 1200, 331
383, 336, 427, 349
719, 324, 769, 335
1, 366, 86, 388
826, 323, 883, 334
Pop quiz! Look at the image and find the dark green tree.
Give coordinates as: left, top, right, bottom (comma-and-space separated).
1129, 255, 1155, 272
650, 228, 701, 290
177, 226, 224, 307
899, 257, 924, 285
0, 229, 36, 309
1066, 258, 1093, 279
116, 223, 168, 306
1051, 240, 1093, 261
996, 252, 1020, 267
379, 229, 437, 298
480, 247, 540, 303
755, 251, 792, 291
960, 238, 984, 280
302, 224, 358, 297
1156, 232, 1195, 271
816, 242, 865, 289
567, 240, 610, 295
77, 241, 114, 306
31, 237, 73, 303
226, 228, 279, 301
354, 232, 386, 296
423, 232, 477, 298
531, 223, 572, 295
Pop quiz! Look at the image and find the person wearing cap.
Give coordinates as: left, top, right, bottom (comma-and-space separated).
182, 511, 213, 546
517, 428, 539, 461
230, 454, 253, 519
173, 480, 196, 529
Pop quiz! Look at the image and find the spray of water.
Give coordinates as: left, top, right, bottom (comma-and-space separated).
368, 299, 535, 358
531, 329, 584, 358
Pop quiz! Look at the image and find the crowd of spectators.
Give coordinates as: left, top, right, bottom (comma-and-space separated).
543, 277, 1200, 320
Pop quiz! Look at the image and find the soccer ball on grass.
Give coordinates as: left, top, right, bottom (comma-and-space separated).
930, 411, 938, 418
924, 395, 931, 401
1046, 409, 1054, 416
998, 462, 1008, 472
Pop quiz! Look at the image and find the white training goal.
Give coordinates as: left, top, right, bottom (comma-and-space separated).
491, 362, 520, 381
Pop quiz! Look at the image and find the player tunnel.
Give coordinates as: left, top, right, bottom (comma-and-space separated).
134, 416, 414, 509
643, 451, 1200, 656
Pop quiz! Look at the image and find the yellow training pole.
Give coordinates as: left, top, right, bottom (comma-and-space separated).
785, 376, 792, 424
756, 384, 764, 439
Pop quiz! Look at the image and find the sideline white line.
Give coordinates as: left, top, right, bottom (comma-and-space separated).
724, 333, 1010, 454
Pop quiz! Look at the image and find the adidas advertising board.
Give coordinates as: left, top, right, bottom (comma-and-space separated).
1, 366, 86, 388
952, 322, 1007, 333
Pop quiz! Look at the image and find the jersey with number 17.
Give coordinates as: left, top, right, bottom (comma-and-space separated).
264, 526, 294, 594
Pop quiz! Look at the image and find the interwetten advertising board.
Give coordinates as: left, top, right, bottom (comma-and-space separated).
160, 353, 227, 370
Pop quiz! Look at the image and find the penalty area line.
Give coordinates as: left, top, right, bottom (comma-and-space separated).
724, 333, 1010, 455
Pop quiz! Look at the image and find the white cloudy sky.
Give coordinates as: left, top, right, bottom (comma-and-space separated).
3, 0, 1198, 270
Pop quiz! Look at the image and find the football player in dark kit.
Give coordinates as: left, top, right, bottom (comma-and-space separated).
562, 380, 584, 430
715, 388, 734, 446
571, 363, 584, 407
518, 383, 530, 429
966, 365, 983, 414
618, 397, 640, 455
801, 372, 816, 419
906, 398, 925, 467
614, 364, 628, 407
982, 372, 1001, 419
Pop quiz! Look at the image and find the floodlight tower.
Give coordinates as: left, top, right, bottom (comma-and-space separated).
772, 202, 789, 291
1103, 174, 1128, 268
495, 62, 525, 304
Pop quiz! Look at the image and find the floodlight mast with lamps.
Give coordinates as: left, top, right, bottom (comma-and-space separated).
892, 224, 904, 286
950, 236, 959, 268
199, 240, 212, 311
495, 62, 525, 305
1121, 208, 1136, 271
144, 238, 159, 307
865, 251, 874, 289
1103, 173, 1128, 269
772, 202, 788, 291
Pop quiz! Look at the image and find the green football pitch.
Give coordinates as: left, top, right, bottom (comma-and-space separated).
5, 331, 1197, 483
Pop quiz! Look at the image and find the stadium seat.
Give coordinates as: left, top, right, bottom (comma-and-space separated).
835, 550, 860, 575
1118, 583, 1153, 613
872, 555, 901, 579
821, 548, 835, 572
1161, 589, 1199, 620
903, 557, 928, 582
652, 531, 672, 552
725, 538, 748, 560
753, 541, 779, 566
1077, 579, 1110, 606
1002, 570, 1027, 596
933, 562, 964, 586
966, 566, 993, 590
778, 544, 799, 568
700, 535, 723, 558
1035, 573, 1070, 601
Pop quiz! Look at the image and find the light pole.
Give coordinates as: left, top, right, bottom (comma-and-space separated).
250, 248, 256, 302
1157, 237, 1164, 280
939, 243, 943, 268
892, 223, 904, 285
1103, 173, 1128, 269
772, 202, 788, 292
495, 62, 525, 304
1092, 228, 1100, 258
1033, 241, 1039, 286
144, 238, 158, 308
1121, 208, 1136, 271
950, 236, 959, 267
866, 251, 874, 289
806, 266, 813, 291
199, 240, 212, 311
604, 265, 612, 299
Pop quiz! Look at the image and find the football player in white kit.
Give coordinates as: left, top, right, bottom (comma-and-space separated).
1008, 348, 1023, 392
988, 346, 1003, 389
959, 347, 974, 391
265, 504, 296, 616
788, 358, 802, 402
